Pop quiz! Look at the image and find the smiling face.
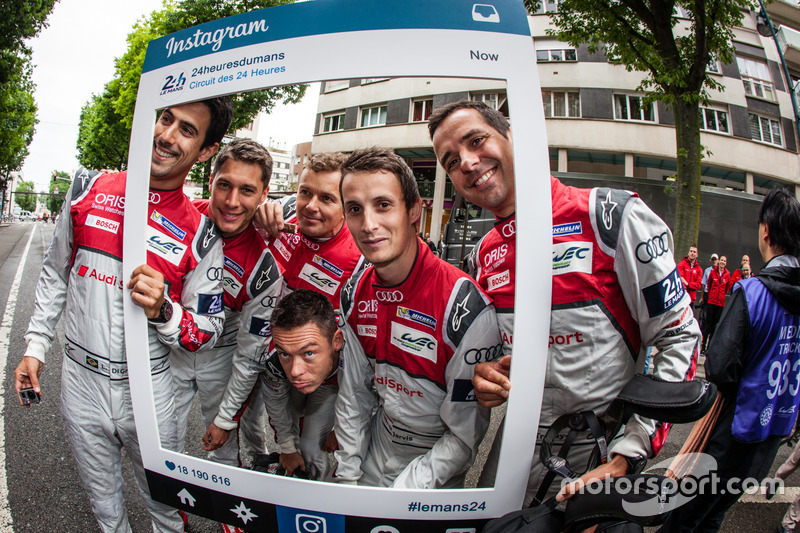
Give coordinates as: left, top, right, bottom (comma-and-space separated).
296, 168, 344, 239
151, 103, 219, 189
688, 246, 698, 262
431, 108, 515, 218
719, 256, 727, 269
341, 169, 421, 285
208, 158, 268, 238
273, 323, 343, 395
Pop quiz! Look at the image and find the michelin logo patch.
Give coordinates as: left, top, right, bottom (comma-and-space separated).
642, 268, 686, 318
553, 222, 582, 237
224, 256, 245, 278
397, 307, 437, 330
150, 210, 186, 240
313, 254, 344, 278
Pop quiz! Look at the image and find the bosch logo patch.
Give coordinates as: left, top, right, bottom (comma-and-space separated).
86, 214, 120, 234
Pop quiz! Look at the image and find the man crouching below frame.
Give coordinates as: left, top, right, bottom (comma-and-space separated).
261, 289, 343, 480
333, 147, 501, 488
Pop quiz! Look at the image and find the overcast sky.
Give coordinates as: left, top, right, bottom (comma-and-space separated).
21, 0, 317, 192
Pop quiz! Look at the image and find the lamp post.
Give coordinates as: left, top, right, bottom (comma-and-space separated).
756, 0, 800, 144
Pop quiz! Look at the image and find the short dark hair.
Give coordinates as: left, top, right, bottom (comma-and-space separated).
340, 147, 420, 210
199, 96, 234, 149
758, 187, 800, 256
427, 99, 510, 140
213, 139, 273, 188
271, 289, 337, 340
305, 152, 347, 174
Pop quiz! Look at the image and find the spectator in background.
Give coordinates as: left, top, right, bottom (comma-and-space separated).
702, 255, 730, 352
423, 232, 438, 255
678, 244, 704, 321
659, 188, 800, 532
729, 254, 750, 286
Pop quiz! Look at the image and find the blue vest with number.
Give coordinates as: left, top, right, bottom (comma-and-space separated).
732, 278, 800, 442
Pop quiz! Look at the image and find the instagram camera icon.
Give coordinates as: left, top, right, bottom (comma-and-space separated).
296, 514, 327, 533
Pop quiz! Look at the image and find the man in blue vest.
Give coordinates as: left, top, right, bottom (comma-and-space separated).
659, 187, 800, 532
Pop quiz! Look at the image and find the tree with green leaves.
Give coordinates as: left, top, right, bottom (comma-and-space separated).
539, 0, 754, 260
15, 180, 36, 212
48, 170, 71, 214
0, 0, 57, 84
77, 0, 307, 195
0, 57, 38, 211
77, 80, 131, 171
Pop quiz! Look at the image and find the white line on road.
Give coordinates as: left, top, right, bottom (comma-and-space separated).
0, 225, 37, 532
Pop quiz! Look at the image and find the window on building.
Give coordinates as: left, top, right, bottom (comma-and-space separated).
360, 105, 387, 127
536, 48, 577, 62
470, 92, 509, 117
542, 90, 581, 118
737, 56, 775, 101
323, 112, 345, 133
701, 108, 729, 133
749, 113, 782, 146
324, 79, 350, 92
363, 78, 389, 84
707, 59, 721, 74
412, 99, 434, 122
533, 0, 561, 13
614, 94, 655, 122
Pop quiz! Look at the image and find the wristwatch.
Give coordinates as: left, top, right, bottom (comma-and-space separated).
149, 301, 173, 324
624, 454, 647, 475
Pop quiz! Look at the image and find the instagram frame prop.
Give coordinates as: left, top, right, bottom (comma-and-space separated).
124, 0, 552, 530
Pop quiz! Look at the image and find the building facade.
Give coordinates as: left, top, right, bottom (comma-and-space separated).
310, 5, 800, 242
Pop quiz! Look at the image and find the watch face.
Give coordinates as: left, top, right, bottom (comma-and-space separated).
161, 301, 173, 322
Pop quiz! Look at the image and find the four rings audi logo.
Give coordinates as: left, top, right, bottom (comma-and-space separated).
376, 290, 403, 303
149, 192, 161, 204
635, 232, 669, 263
464, 343, 504, 364
206, 267, 223, 281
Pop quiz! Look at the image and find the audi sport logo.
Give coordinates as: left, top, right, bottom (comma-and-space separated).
501, 219, 516, 237
376, 290, 403, 303
149, 192, 161, 204
464, 343, 504, 364
635, 232, 669, 264
206, 267, 223, 281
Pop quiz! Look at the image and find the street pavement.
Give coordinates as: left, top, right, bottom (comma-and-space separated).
0, 220, 797, 532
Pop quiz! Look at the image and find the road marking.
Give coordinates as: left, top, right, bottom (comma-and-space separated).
740, 485, 800, 504
0, 225, 37, 531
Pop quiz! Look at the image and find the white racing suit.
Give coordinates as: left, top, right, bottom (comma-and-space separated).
24, 170, 225, 532
334, 242, 500, 488
478, 177, 700, 505
261, 352, 339, 481
172, 200, 281, 467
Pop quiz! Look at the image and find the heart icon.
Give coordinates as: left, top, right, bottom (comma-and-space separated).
165, 461, 176, 471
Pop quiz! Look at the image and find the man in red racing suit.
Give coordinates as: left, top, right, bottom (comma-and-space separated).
333, 147, 501, 488
15, 99, 231, 533
171, 140, 281, 469
429, 100, 699, 506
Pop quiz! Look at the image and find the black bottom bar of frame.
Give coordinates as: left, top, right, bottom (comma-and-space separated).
146, 470, 489, 532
